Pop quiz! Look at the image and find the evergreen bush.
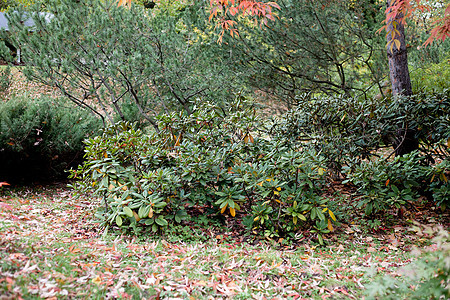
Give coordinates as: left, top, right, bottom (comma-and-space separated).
0, 95, 102, 182
0, 66, 11, 95
1, 0, 238, 130
70, 90, 449, 239
275, 90, 449, 174
70, 99, 337, 243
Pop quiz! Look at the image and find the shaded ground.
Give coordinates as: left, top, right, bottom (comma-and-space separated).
0, 184, 448, 299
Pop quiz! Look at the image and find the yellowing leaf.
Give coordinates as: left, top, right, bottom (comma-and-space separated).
318, 167, 325, 176
274, 191, 279, 195
92, 275, 102, 285
266, 178, 272, 182
229, 207, 236, 217
254, 216, 260, 221
220, 203, 228, 214
322, 207, 328, 212
174, 134, 181, 147
327, 219, 334, 232
328, 210, 337, 222
276, 187, 281, 191
133, 211, 140, 222
386, 179, 390, 186
257, 181, 264, 186
441, 173, 448, 183
148, 207, 153, 218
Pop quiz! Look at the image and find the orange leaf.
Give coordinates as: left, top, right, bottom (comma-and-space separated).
229, 207, 236, 217
0, 182, 10, 187
133, 211, 141, 222
69, 245, 81, 254
327, 219, 334, 232
220, 203, 228, 214
117, 0, 131, 7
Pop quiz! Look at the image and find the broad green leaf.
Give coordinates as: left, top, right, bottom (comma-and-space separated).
116, 215, 123, 226
155, 217, 168, 227
123, 206, 133, 218
317, 209, 325, 221
318, 234, 324, 245
311, 207, 317, 220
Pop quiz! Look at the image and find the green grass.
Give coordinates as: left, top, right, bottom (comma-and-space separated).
0, 185, 447, 299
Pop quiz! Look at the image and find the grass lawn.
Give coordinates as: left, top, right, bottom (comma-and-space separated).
0, 184, 448, 299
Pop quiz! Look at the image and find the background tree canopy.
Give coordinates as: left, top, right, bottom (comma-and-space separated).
219, 0, 388, 105
1, 0, 240, 130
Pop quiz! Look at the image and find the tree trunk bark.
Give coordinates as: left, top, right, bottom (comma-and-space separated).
386, 0, 418, 156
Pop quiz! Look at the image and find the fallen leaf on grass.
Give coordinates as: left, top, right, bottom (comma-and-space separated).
92, 276, 102, 285
68, 244, 81, 254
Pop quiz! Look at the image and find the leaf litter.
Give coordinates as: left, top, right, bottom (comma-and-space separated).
0, 184, 448, 299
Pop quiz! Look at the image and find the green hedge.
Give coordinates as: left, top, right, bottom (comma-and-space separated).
0, 95, 102, 183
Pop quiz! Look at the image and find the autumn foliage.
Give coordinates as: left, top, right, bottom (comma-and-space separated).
379, 0, 450, 48
209, 0, 280, 42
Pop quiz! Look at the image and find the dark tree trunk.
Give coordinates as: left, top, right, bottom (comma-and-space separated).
386, 0, 418, 156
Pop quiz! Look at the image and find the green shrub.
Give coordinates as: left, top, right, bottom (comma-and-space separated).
2, 0, 239, 130
411, 57, 450, 93
344, 152, 423, 215
0, 66, 11, 95
274, 90, 449, 177
272, 91, 449, 217
70, 99, 338, 242
0, 95, 102, 182
365, 225, 450, 299
71, 90, 449, 239
428, 159, 450, 210
343, 151, 449, 216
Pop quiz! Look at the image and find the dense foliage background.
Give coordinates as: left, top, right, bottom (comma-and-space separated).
0, 0, 448, 298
